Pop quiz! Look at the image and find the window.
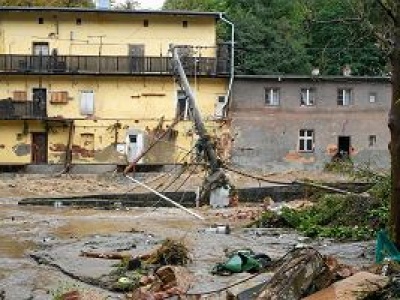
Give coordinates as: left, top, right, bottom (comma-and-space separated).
38, 17, 44, 24
176, 90, 188, 120
369, 92, 377, 103
299, 129, 314, 152
76, 18, 82, 25
182, 20, 188, 28
32, 42, 49, 55
50, 91, 69, 104
300, 88, 315, 106
369, 135, 377, 147
337, 88, 352, 106
265, 88, 280, 106
13, 91, 27, 102
80, 90, 94, 115
143, 20, 149, 27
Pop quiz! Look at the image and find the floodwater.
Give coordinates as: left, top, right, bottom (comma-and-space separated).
0, 201, 376, 300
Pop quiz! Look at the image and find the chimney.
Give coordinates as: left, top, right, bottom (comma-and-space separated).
342, 64, 351, 76
96, 0, 110, 9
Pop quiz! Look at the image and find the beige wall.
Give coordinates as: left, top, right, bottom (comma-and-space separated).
0, 12, 217, 57
0, 75, 228, 164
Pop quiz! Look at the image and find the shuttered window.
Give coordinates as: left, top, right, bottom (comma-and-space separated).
13, 91, 27, 102
50, 91, 69, 104
80, 90, 94, 115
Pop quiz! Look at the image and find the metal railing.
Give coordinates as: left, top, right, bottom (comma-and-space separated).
0, 99, 46, 119
0, 55, 230, 76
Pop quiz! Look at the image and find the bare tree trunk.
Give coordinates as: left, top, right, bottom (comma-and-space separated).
389, 13, 400, 247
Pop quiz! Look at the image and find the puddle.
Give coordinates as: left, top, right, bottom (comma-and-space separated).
53, 218, 135, 238
0, 236, 37, 258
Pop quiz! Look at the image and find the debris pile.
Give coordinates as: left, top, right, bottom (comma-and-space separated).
258, 192, 386, 240
145, 238, 191, 266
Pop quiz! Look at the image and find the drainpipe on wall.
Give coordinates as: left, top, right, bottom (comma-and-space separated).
219, 13, 234, 117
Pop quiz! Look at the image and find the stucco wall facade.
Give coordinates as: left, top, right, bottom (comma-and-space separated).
231, 76, 391, 172
0, 9, 230, 166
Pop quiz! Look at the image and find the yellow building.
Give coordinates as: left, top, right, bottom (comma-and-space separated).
0, 7, 232, 170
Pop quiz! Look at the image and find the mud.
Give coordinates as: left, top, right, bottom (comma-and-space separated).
0, 201, 375, 299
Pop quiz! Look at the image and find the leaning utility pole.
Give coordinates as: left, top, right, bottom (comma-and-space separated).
170, 45, 231, 207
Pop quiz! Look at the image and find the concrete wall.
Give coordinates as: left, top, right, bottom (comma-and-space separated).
231, 77, 391, 172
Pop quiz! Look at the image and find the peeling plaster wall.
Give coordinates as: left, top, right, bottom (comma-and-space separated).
232, 78, 391, 172
0, 10, 229, 166
0, 76, 228, 165
0, 120, 45, 164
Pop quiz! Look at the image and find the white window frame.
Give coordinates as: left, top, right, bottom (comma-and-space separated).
265, 88, 280, 106
300, 88, 315, 106
298, 129, 314, 152
369, 92, 377, 103
337, 88, 352, 106
80, 90, 94, 115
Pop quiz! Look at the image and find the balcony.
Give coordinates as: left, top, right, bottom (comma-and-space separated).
0, 55, 230, 77
0, 99, 46, 119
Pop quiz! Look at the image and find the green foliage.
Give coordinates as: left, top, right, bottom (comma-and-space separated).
163, 0, 226, 11
163, 0, 388, 76
305, 0, 387, 75
226, 0, 311, 75
260, 174, 391, 241
0, 0, 94, 7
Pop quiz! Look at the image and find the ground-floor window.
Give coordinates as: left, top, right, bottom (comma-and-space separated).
298, 129, 314, 152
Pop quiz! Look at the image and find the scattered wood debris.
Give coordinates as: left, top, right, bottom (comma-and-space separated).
145, 239, 191, 266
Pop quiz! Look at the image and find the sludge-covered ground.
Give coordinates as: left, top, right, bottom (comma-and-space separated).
0, 201, 375, 300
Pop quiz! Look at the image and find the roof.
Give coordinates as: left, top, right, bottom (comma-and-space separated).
0, 6, 223, 18
236, 74, 391, 83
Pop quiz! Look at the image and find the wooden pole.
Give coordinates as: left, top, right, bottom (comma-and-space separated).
125, 175, 205, 221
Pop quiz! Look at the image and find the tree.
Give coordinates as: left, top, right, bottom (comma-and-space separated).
113, 0, 139, 10
163, 0, 226, 11
0, 0, 93, 7
378, 0, 400, 248
227, 0, 311, 75
304, 0, 387, 75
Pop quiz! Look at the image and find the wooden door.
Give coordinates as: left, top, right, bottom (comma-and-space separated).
128, 44, 145, 73
32, 88, 47, 117
31, 133, 47, 164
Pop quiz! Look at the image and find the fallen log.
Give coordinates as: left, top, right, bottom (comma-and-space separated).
256, 247, 332, 300
80, 251, 131, 260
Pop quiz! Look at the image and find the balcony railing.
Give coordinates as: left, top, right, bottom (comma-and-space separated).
0, 55, 230, 76
0, 99, 46, 119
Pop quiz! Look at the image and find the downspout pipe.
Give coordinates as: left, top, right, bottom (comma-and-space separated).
219, 13, 234, 116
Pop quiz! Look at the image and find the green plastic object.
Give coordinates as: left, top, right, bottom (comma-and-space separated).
224, 254, 243, 273
211, 249, 262, 275
375, 229, 400, 263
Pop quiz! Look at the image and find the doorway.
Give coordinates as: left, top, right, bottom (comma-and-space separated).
32, 88, 47, 117
128, 44, 145, 73
337, 136, 351, 159
31, 132, 47, 164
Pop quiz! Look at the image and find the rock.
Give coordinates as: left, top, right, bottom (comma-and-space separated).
303, 271, 390, 300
